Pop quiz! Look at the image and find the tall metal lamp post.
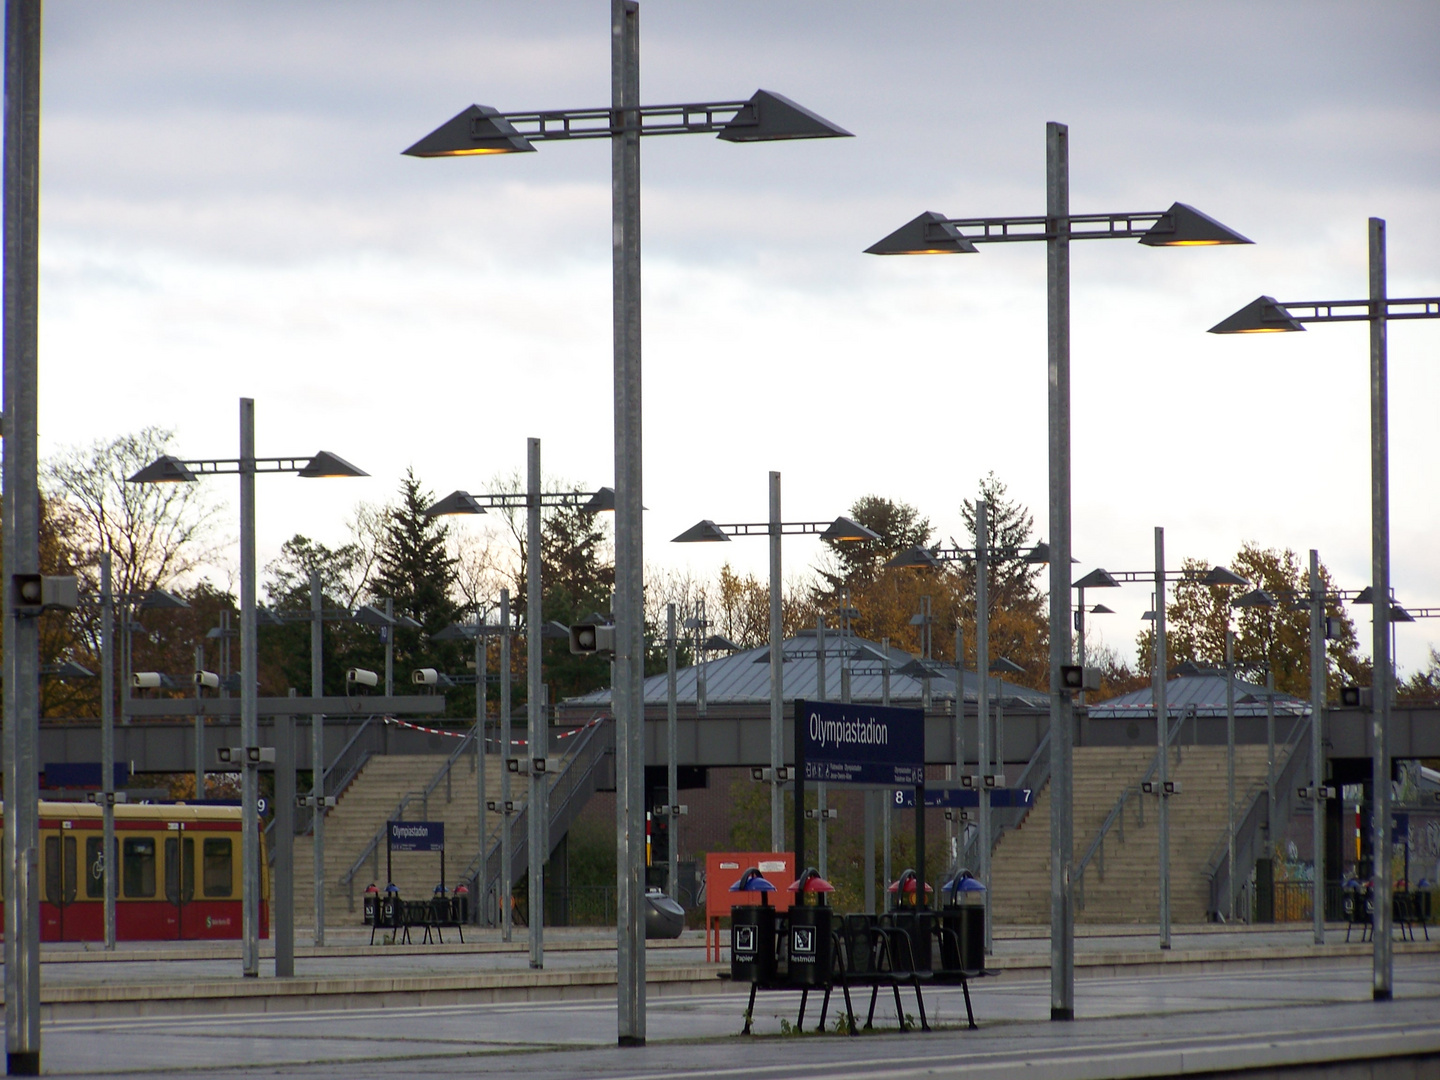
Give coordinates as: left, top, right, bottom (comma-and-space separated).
1209, 223, 1439, 998
868, 122, 1250, 1018
129, 398, 366, 978
673, 488, 877, 851
425, 438, 613, 969
405, 2, 849, 1044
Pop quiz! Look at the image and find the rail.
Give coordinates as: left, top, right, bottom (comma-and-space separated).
339, 723, 478, 907
1206, 713, 1311, 920
1073, 709, 1189, 913
959, 728, 1050, 872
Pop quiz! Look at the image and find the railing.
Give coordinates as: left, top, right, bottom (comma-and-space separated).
959, 729, 1050, 872
1207, 713, 1311, 920
340, 723, 479, 909
265, 713, 391, 862
464, 717, 613, 926
1073, 709, 1189, 913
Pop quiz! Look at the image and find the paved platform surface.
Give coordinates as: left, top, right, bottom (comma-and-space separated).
22, 953, 1440, 1078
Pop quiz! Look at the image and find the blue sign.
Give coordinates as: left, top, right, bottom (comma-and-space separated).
797, 700, 923, 786
893, 787, 1035, 809
388, 820, 445, 852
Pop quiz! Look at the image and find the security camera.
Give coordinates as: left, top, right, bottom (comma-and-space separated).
346, 667, 379, 688
412, 668, 439, 686
132, 672, 163, 689
194, 670, 220, 689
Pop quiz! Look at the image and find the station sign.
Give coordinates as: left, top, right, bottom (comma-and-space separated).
796, 699, 923, 786
388, 820, 445, 852
893, 787, 1035, 809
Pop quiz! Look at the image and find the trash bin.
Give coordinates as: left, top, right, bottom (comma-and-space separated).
786, 869, 835, 987
380, 883, 403, 929
452, 883, 470, 924
431, 884, 450, 926
362, 883, 379, 927
729, 868, 778, 983
940, 870, 986, 971
645, 888, 686, 939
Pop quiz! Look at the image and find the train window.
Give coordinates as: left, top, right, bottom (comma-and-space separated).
85, 836, 118, 899
123, 837, 157, 898
203, 838, 233, 897
44, 836, 78, 906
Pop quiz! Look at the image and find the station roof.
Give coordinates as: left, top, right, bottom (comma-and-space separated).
563, 628, 1050, 710
1086, 672, 1310, 719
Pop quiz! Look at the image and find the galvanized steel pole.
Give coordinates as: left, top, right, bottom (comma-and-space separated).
612, 0, 646, 1040
954, 625, 964, 879
527, 437, 545, 969
311, 569, 326, 946
1309, 549, 1326, 945
101, 554, 117, 950
1226, 630, 1236, 923
881, 637, 891, 897
500, 588, 512, 941
976, 500, 992, 955
194, 646, 205, 802
816, 615, 827, 877
275, 696, 295, 977
1155, 526, 1171, 950
239, 398, 260, 977
666, 604, 678, 899
3, 0, 42, 1066
769, 470, 784, 852
1045, 120, 1076, 1020
1368, 217, 1392, 999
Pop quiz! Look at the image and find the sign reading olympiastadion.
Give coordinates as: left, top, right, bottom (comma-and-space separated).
795, 699, 923, 786
388, 820, 445, 852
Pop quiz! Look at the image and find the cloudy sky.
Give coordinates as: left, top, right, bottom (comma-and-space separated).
36, 1, 1440, 672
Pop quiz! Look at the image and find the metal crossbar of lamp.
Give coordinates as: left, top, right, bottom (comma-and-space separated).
1209, 219, 1440, 999
404, 7, 848, 1040
424, 437, 613, 970
674, 481, 876, 852
869, 121, 1249, 1020
128, 398, 366, 980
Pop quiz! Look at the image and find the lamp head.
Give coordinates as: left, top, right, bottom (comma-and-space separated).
1073, 568, 1121, 590
425, 490, 487, 517
1233, 587, 1277, 609
821, 516, 880, 542
1209, 295, 1306, 334
716, 90, 853, 142
1140, 202, 1252, 247
299, 451, 368, 479
128, 455, 197, 484
403, 105, 536, 157
672, 520, 731, 543
866, 211, 978, 256
583, 486, 617, 513
1202, 566, 1250, 587
884, 545, 943, 571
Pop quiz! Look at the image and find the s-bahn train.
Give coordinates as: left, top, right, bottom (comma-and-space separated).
0, 801, 269, 942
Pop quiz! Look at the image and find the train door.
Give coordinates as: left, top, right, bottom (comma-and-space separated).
164, 834, 196, 939
85, 834, 119, 941
42, 833, 78, 941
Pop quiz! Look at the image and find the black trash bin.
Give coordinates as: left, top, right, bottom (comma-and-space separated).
452, 884, 470, 925
786, 869, 835, 987
380, 883, 403, 929
362, 883, 379, 927
940, 870, 987, 971
729, 868, 779, 983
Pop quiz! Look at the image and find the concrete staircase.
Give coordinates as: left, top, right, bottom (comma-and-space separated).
290, 752, 518, 925
989, 745, 1273, 925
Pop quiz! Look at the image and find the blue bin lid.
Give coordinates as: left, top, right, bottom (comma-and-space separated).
730, 868, 776, 893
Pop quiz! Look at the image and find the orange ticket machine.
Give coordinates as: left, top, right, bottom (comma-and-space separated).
705, 851, 795, 961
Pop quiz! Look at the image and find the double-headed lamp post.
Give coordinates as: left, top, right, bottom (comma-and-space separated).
1072, 556, 1247, 948
129, 398, 366, 977
425, 437, 613, 969
674, 480, 876, 852
869, 122, 1250, 1018
405, 3, 849, 1046
1209, 221, 1439, 999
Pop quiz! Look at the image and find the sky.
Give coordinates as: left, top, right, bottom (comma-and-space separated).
34, 1, 1440, 674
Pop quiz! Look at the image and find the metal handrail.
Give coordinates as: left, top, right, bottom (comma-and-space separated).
1074, 710, 1188, 912
1206, 714, 1311, 918
959, 729, 1050, 871
339, 724, 477, 903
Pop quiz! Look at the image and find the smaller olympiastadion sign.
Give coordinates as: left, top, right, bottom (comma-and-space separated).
795, 699, 923, 786
388, 820, 445, 852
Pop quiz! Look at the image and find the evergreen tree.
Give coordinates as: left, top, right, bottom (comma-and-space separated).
371, 469, 461, 681
815, 494, 932, 597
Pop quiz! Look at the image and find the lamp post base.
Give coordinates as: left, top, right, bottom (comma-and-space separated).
619, 1035, 647, 1047
1374, 988, 1392, 1002
1051, 1007, 1074, 1021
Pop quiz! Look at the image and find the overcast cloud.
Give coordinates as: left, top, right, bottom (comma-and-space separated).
34, 1, 1440, 672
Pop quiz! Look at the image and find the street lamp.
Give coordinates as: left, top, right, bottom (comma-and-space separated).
1073, 553, 1247, 948
425, 437, 613, 970
129, 397, 366, 978
406, 0, 849, 1047
870, 123, 1250, 1019
673, 475, 876, 852
1209, 222, 1440, 999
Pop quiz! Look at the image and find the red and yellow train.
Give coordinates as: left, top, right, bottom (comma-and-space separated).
1, 801, 269, 942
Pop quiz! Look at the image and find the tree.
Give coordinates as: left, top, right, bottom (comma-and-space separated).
1136, 544, 1367, 698
816, 494, 931, 597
